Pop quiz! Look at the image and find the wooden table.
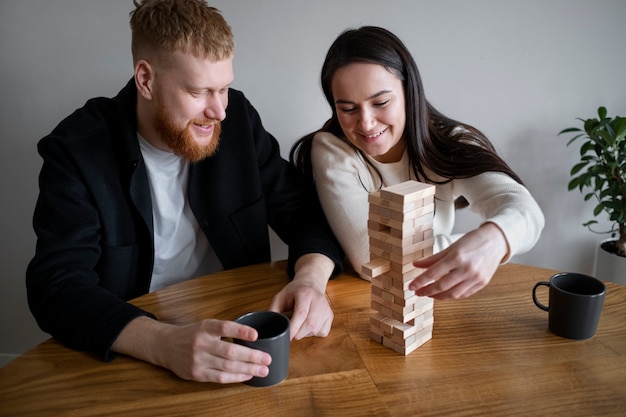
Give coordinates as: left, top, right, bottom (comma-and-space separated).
1, 262, 625, 416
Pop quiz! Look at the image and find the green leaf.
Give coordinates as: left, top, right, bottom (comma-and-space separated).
598, 106, 607, 120
570, 161, 588, 175
580, 141, 594, 155
583, 220, 598, 227
566, 133, 587, 146
593, 203, 604, 216
568, 177, 581, 191
613, 117, 626, 141
558, 127, 582, 135
600, 130, 615, 146
584, 118, 600, 134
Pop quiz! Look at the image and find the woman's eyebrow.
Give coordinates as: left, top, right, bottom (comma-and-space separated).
335, 89, 392, 105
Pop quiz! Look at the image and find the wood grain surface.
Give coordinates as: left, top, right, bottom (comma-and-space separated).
1, 262, 624, 416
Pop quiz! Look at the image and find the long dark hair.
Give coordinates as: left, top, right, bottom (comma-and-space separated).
290, 26, 522, 188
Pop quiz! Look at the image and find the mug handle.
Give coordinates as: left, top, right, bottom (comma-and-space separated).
532, 281, 550, 312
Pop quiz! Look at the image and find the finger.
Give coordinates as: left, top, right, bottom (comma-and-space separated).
409, 252, 456, 292
216, 343, 271, 369
268, 290, 286, 313
317, 314, 333, 337
288, 303, 310, 340
196, 357, 269, 384
182, 339, 271, 383
420, 270, 482, 300
413, 267, 465, 297
199, 369, 258, 384
202, 319, 259, 342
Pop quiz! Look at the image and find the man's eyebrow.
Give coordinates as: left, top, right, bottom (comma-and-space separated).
335, 89, 392, 105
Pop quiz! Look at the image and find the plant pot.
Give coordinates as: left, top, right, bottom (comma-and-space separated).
593, 239, 626, 286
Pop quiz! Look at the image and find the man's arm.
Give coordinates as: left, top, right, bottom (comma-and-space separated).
111, 315, 272, 383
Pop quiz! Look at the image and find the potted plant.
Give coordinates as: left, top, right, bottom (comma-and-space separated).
559, 106, 626, 285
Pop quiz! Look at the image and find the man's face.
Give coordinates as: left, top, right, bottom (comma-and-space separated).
151, 51, 233, 162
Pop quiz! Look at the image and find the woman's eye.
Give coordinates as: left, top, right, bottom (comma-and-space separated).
339, 107, 357, 114
374, 100, 390, 107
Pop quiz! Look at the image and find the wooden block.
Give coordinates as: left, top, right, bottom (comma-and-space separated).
370, 238, 434, 265
367, 227, 434, 251
369, 202, 435, 222
369, 330, 383, 344
371, 291, 415, 316
369, 191, 434, 213
371, 276, 415, 299
388, 259, 428, 276
379, 181, 436, 204
391, 317, 434, 345
390, 266, 427, 283
370, 311, 434, 344
398, 328, 433, 355
373, 322, 433, 355
372, 274, 394, 291
390, 298, 434, 323
374, 269, 425, 291
371, 300, 393, 317
361, 258, 390, 278
369, 236, 434, 256
372, 290, 434, 318
368, 209, 434, 236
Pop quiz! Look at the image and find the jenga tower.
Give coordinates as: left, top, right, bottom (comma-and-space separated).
362, 180, 436, 355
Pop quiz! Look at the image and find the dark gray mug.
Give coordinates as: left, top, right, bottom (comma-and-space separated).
233, 311, 290, 387
532, 272, 606, 340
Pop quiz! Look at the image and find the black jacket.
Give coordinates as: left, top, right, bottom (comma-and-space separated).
26, 79, 343, 360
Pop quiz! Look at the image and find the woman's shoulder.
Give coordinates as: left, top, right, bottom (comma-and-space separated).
313, 131, 353, 151
311, 131, 361, 163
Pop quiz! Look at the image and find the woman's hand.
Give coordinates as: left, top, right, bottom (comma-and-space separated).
408, 222, 509, 299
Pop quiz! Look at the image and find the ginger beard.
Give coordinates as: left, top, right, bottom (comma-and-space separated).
153, 98, 222, 163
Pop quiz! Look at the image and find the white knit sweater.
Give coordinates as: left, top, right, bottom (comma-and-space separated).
311, 132, 545, 279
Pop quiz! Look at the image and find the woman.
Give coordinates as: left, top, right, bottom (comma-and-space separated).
290, 26, 544, 300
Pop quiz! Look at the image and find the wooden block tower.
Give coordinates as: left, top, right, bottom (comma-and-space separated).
362, 180, 436, 355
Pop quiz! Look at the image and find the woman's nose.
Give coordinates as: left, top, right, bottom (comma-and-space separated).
358, 109, 376, 131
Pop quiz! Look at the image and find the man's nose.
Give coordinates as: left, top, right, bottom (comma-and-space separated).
204, 95, 227, 121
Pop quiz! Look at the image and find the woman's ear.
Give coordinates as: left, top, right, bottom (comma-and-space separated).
134, 60, 153, 100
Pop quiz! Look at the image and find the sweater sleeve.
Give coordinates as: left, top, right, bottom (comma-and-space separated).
311, 133, 374, 279
452, 172, 545, 261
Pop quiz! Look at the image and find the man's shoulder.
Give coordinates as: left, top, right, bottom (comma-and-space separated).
40, 81, 136, 148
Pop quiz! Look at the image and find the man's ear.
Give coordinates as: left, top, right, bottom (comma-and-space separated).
134, 60, 154, 100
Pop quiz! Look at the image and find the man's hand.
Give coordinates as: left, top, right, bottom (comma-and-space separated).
269, 253, 335, 340
112, 316, 272, 383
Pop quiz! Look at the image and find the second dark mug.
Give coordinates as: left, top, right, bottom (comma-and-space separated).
233, 311, 290, 387
532, 272, 605, 340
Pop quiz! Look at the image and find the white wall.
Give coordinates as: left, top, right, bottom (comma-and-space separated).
1, 0, 624, 365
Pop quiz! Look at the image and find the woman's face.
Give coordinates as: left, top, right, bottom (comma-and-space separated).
331, 62, 406, 163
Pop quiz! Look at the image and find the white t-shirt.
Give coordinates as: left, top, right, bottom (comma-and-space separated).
138, 135, 223, 291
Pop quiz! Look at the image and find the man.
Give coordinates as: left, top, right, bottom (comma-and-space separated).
26, 0, 343, 384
